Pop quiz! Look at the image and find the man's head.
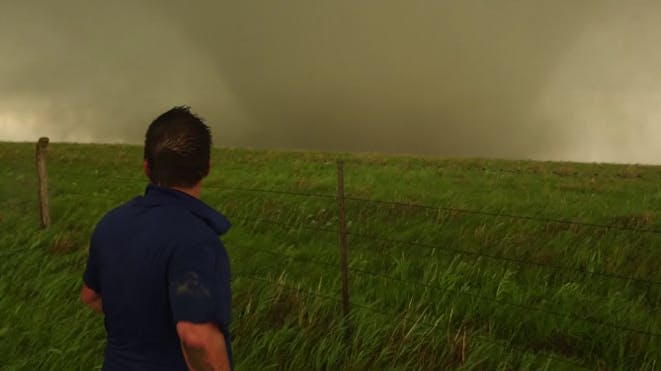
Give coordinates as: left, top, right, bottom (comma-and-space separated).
144, 106, 212, 188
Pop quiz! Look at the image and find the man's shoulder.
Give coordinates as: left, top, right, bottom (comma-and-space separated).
90, 198, 138, 242
92, 195, 222, 248
95, 196, 141, 226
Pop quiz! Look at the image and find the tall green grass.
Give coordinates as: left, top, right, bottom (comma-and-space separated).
0, 142, 659, 370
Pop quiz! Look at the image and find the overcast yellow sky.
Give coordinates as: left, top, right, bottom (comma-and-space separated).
1, 1, 661, 163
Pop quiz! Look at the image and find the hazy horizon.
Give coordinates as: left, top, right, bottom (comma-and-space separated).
3, 1, 661, 164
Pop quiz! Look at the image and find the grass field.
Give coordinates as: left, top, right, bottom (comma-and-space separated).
0, 142, 659, 370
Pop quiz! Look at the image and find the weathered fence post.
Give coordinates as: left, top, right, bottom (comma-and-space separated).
336, 160, 351, 321
36, 137, 50, 228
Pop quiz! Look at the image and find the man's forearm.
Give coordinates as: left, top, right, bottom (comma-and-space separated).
180, 332, 230, 371
182, 342, 214, 371
86, 297, 103, 314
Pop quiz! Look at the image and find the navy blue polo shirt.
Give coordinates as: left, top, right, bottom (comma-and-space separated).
83, 184, 233, 370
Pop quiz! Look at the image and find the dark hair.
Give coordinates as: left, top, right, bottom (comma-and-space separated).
144, 106, 212, 188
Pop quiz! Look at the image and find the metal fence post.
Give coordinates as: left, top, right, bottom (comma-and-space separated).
336, 160, 351, 320
36, 137, 50, 228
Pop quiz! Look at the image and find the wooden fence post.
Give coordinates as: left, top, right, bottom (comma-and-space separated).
36, 137, 50, 228
337, 160, 351, 321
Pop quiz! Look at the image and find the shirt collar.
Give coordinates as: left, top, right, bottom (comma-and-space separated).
142, 184, 231, 236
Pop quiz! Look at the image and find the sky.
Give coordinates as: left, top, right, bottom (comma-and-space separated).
2, 1, 661, 164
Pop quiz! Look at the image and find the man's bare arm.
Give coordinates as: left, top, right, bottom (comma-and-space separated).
80, 284, 103, 314
177, 322, 230, 371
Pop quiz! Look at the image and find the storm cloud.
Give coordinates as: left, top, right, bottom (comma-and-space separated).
2, 1, 661, 163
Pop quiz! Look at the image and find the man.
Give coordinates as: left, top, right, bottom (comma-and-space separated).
81, 106, 233, 371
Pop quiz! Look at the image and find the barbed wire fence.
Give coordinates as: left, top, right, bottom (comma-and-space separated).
19, 138, 661, 368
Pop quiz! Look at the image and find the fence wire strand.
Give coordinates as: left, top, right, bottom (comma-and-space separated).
230, 232, 661, 339
344, 195, 661, 235
230, 216, 338, 235
46, 168, 661, 235
230, 215, 661, 287
231, 243, 340, 272
346, 231, 661, 286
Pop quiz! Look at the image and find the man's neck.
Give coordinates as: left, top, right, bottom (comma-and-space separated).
172, 183, 202, 199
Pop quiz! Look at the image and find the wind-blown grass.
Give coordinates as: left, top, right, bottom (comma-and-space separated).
0, 142, 659, 370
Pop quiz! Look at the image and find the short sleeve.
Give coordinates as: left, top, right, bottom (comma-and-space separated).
82, 235, 101, 293
168, 243, 219, 324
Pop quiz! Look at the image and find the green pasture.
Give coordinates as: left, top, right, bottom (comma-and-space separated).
0, 142, 659, 370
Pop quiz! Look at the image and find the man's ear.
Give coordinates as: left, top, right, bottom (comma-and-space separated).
204, 160, 211, 178
144, 160, 150, 178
